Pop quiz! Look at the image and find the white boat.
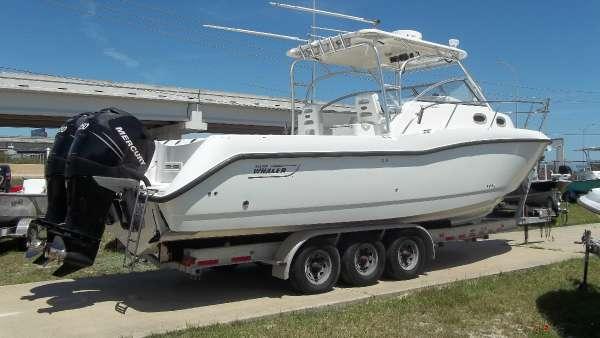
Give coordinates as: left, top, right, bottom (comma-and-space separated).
578, 188, 600, 214
141, 29, 549, 237
31, 28, 550, 273
0, 178, 47, 236
564, 147, 600, 200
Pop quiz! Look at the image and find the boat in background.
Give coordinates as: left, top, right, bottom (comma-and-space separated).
565, 147, 600, 201
502, 179, 561, 211
0, 178, 47, 239
578, 188, 600, 214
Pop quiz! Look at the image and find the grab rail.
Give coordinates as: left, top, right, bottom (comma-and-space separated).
414, 99, 550, 131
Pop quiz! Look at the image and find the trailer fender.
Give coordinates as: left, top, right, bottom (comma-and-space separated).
15, 218, 34, 237
271, 224, 435, 280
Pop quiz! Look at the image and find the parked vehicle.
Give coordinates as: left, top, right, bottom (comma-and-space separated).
0, 164, 11, 192
0, 178, 47, 245
565, 147, 600, 201
27, 26, 550, 293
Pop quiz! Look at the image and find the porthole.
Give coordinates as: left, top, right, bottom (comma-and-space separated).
496, 116, 506, 127
473, 113, 487, 124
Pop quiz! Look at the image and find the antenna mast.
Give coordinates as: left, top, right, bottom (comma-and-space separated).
202, 24, 308, 42
311, 26, 350, 34
203, 2, 382, 131
269, 2, 380, 26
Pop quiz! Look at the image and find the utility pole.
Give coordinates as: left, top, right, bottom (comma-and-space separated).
311, 0, 317, 102
581, 123, 597, 160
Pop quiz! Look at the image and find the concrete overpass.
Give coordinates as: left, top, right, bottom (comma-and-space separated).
0, 72, 293, 138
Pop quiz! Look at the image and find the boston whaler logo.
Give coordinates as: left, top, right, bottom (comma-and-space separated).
249, 163, 300, 179
114, 126, 146, 165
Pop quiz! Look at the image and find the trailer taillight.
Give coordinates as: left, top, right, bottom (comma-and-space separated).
231, 255, 252, 263
196, 259, 219, 267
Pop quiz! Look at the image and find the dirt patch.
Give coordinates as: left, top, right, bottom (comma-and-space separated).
9, 164, 44, 178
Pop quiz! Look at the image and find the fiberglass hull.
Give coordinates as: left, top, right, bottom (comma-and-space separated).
145, 132, 549, 240
0, 193, 47, 225
567, 179, 600, 195
578, 188, 600, 214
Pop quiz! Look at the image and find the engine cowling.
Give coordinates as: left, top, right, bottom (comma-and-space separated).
47, 107, 154, 276
44, 112, 91, 224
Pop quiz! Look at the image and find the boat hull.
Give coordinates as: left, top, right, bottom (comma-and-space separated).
0, 193, 47, 225
502, 180, 560, 209
578, 188, 600, 214
567, 179, 600, 194
153, 138, 547, 238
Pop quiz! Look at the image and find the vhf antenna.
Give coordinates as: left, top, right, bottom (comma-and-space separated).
311, 26, 350, 34
203, 1, 380, 130
202, 24, 308, 42
203, 2, 381, 42
269, 2, 380, 26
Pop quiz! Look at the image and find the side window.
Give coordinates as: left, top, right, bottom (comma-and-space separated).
473, 113, 487, 124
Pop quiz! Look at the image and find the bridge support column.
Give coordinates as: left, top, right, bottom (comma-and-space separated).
184, 110, 208, 133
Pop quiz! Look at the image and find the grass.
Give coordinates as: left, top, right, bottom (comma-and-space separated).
0, 232, 154, 286
0, 201, 597, 286
556, 202, 600, 227
150, 258, 600, 338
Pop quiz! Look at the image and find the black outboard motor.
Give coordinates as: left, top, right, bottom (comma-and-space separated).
44, 113, 91, 224
26, 113, 92, 264
45, 108, 154, 276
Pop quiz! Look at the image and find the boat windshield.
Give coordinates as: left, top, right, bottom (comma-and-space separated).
403, 78, 481, 104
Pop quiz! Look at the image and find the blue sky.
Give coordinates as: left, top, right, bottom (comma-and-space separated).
1, 0, 599, 160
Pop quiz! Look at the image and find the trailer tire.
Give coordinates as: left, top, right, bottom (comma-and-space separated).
23, 224, 38, 251
289, 242, 340, 294
340, 241, 385, 286
385, 236, 425, 280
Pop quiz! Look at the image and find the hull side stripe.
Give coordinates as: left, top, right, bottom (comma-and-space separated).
149, 138, 549, 203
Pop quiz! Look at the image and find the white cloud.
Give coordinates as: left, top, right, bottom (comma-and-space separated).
103, 48, 140, 68
79, 1, 141, 70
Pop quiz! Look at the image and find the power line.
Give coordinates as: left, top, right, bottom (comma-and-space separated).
480, 80, 600, 96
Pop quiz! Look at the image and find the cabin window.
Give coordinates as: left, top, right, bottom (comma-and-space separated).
496, 116, 506, 127
473, 113, 487, 124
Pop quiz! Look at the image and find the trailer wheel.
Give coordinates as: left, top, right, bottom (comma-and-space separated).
340, 241, 385, 286
289, 242, 340, 294
386, 236, 425, 280
23, 224, 38, 251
